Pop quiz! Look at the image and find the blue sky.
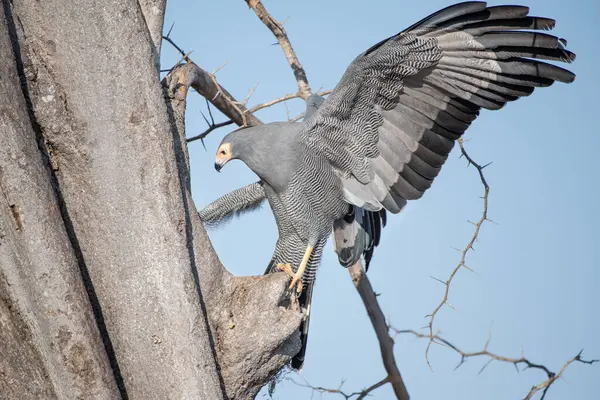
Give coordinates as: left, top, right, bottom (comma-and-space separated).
162, 1, 599, 398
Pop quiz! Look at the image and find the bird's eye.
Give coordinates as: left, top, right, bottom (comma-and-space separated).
220, 149, 227, 155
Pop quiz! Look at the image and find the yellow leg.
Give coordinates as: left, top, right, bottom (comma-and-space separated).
289, 245, 313, 292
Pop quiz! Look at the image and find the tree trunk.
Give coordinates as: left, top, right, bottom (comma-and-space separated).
0, 1, 302, 398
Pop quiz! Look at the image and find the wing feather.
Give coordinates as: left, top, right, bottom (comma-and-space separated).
302, 2, 574, 213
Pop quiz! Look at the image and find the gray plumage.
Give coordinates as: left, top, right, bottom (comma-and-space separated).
201, 94, 385, 269
198, 182, 265, 228
211, 1, 575, 369
200, 97, 382, 369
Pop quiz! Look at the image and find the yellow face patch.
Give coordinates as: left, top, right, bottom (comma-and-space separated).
214, 142, 232, 171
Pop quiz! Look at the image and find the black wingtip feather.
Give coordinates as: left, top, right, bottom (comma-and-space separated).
403, 2, 488, 33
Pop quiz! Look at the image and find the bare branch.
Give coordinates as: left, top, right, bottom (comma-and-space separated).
162, 34, 187, 58
245, 0, 311, 99
188, 120, 234, 145
248, 89, 332, 115
165, 61, 262, 129
293, 377, 390, 400
394, 329, 598, 400
348, 262, 410, 400
424, 138, 490, 367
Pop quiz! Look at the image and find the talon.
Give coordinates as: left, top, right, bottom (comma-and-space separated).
289, 276, 304, 294
275, 263, 295, 278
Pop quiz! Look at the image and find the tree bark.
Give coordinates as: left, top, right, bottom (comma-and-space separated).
1, 0, 303, 398
0, 6, 119, 398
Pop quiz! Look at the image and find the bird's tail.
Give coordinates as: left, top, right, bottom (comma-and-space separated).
264, 238, 324, 371
290, 278, 315, 371
264, 258, 314, 370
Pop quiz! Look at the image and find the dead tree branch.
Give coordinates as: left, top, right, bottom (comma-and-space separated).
424, 138, 491, 367
394, 329, 598, 400
293, 377, 390, 400
166, 61, 262, 128
245, 0, 312, 99
349, 262, 410, 400
248, 89, 332, 114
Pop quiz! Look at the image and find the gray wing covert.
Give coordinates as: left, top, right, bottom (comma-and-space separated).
302, 2, 575, 214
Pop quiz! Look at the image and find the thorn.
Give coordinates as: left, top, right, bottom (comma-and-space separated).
445, 302, 458, 312
462, 264, 475, 273
429, 276, 447, 285
481, 161, 493, 169
212, 60, 230, 75
454, 357, 466, 371
200, 138, 207, 151
166, 22, 175, 38
206, 99, 215, 123
200, 110, 210, 126
478, 359, 493, 375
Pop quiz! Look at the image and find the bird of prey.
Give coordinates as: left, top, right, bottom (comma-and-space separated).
201, 94, 386, 271
214, 1, 575, 287
200, 95, 385, 369
210, 1, 575, 367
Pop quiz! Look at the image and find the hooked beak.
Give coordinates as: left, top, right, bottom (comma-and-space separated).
214, 143, 232, 172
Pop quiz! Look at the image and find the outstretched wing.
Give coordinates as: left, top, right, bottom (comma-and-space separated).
303, 2, 575, 213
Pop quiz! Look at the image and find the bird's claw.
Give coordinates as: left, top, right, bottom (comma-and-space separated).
289, 276, 303, 295
274, 263, 303, 295
275, 263, 294, 278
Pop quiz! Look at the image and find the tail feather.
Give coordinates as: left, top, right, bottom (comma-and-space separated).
291, 280, 315, 370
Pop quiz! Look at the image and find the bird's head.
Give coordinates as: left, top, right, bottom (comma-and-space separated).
213, 122, 300, 190
214, 125, 256, 172
214, 141, 233, 172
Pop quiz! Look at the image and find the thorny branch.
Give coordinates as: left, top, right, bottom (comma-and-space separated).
248, 89, 331, 115
293, 377, 390, 400
394, 329, 598, 400
245, 0, 312, 99
348, 263, 409, 400
186, 89, 332, 145
424, 138, 491, 368
162, 34, 329, 144
186, 100, 235, 145
161, 35, 261, 130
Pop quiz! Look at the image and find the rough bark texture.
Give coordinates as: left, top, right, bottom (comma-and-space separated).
0, 7, 119, 398
139, 0, 166, 57
1, 0, 303, 398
